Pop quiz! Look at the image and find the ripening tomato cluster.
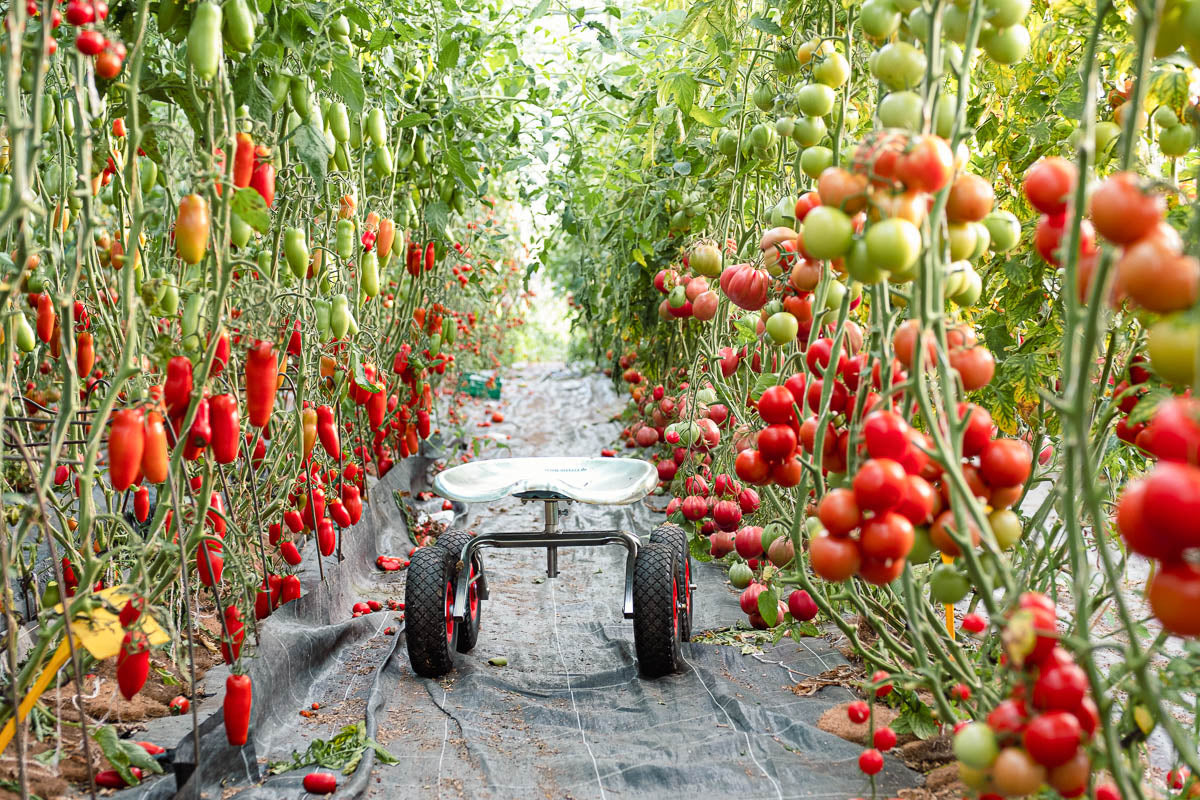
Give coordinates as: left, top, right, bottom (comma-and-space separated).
953, 592, 1098, 799
60, 0, 128, 78
1027, 160, 1199, 316
1114, 395, 1200, 638
651, 238, 737, 322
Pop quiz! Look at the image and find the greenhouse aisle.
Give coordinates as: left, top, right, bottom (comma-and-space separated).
360, 363, 921, 800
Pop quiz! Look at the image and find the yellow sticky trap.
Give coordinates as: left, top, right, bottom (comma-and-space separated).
52, 586, 170, 660
1, 587, 170, 755
941, 553, 956, 641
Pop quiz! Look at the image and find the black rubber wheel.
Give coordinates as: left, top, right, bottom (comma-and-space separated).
435, 529, 483, 653
405, 546, 458, 678
632, 541, 684, 679
649, 523, 694, 641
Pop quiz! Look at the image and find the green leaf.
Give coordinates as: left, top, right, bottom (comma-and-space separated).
231, 188, 271, 234
350, 352, 383, 393
748, 15, 785, 35
331, 52, 366, 113
657, 73, 697, 115
268, 722, 396, 776
733, 314, 759, 345
293, 122, 331, 184
232, 61, 273, 121
892, 702, 940, 740
443, 146, 477, 192
425, 201, 450, 237
367, 27, 394, 51
91, 725, 163, 785
689, 106, 723, 127
529, 0, 550, 17
438, 35, 460, 70
757, 587, 778, 627
396, 113, 431, 129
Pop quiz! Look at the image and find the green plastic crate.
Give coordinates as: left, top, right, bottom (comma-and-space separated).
458, 372, 501, 399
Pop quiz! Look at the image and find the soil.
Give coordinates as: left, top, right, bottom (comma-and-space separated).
1, 620, 221, 799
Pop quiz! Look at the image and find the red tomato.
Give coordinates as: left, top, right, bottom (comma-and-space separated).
735, 448, 771, 485
1024, 157, 1077, 214
858, 748, 884, 775
1089, 171, 1163, 244
1115, 479, 1182, 560
1141, 462, 1200, 550
929, 510, 981, 557
1023, 711, 1082, 767
1148, 560, 1200, 637
863, 410, 910, 461
817, 488, 862, 537
895, 474, 937, 525
757, 424, 798, 462
852, 458, 907, 512
946, 172, 995, 222
949, 346, 995, 391
980, 438, 1032, 488
758, 385, 798, 425
809, 532, 861, 582
859, 511, 914, 561
1032, 662, 1088, 712
959, 402, 994, 457
896, 134, 954, 193
987, 698, 1029, 742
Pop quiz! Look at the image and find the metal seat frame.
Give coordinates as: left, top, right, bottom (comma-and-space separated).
448, 495, 640, 622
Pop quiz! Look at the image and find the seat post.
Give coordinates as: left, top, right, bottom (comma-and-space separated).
544, 500, 558, 578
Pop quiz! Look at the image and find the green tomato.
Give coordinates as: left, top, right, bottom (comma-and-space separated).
803, 205, 854, 259
230, 212, 251, 248
187, 2, 223, 81
668, 284, 688, 309
929, 563, 971, 604
717, 130, 740, 157
1147, 315, 1199, 385
284, 228, 309, 279
983, 211, 1021, 252
330, 293, 351, 339
824, 278, 849, 310
813, 53, 850, 87
970, 222, 991, 260
908, 526, 935, 563
860, 0, 902, 39
878, 90, 923, 131
846, 237, 889, 284
954, 723, 999, 770
372, 144, 394, 178
943, 4, 970, 42
948, 222, 978, 261
804, 516, 826, 536
792, 115, 827, 147
984, 24, 1030, 64
986, 0, 1030, 26
753, 82, 776, 112
14, 314, 35, 353
797, 83, 837, 117
873, 41, 926, 90
748, 122, 773, 150
989, 509, 1023, 550
866, 218, 922, 272
1154, 105, 1181, 129
765, 311, 799, 345
951, 264, 982, 305
728, 562, 754, 588
800, 145, 834, 179
1160, 123, 1196, 156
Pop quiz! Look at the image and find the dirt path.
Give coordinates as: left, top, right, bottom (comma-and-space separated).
362, 364, 921, 800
